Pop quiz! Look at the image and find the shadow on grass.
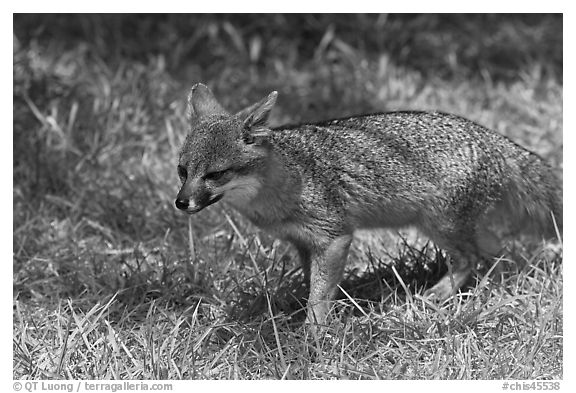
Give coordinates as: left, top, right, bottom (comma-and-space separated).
223, 236, 563, 327
224, 241, 448, 325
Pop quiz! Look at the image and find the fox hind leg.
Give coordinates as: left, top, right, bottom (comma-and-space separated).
424, 252, 474, 299
424, 225, 502, 299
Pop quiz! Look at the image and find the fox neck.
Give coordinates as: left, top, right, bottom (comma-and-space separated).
227, 151, 300, 228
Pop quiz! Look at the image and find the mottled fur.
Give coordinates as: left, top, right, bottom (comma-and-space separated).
175, 84, 562, 324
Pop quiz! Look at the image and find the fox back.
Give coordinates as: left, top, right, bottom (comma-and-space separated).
270, 112, 561, 234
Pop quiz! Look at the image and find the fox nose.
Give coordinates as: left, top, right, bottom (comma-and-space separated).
175, 198, 189, 210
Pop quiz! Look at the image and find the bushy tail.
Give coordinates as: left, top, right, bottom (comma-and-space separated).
502, 151, 562, 240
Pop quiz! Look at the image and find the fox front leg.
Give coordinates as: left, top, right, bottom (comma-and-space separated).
306, 235, 353, 325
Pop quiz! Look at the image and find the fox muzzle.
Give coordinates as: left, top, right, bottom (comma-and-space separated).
175, 185, 223, 214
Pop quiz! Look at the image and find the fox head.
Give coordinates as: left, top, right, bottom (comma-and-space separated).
175, 83, 278, 214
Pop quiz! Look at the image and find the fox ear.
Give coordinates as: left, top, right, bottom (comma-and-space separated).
239, 91, 278, 130
188, 83, 228, 119
242, 126, 270, 145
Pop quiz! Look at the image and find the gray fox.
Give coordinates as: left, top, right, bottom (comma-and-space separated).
175, 83, 562, 324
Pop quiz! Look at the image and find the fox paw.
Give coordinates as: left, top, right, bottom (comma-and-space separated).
423, 281, 453, 301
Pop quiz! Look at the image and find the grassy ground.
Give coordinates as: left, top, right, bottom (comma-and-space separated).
13, 14, 562, 379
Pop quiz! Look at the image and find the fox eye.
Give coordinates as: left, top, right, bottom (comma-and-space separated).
177, 165, 187, 181
205, 169, 228, 181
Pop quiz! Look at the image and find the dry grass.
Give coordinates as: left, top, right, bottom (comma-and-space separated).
13, 14, 562, 379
